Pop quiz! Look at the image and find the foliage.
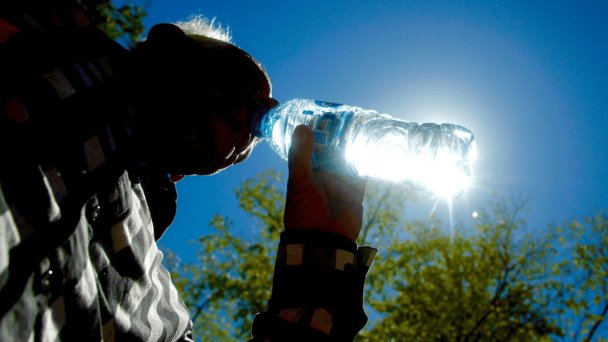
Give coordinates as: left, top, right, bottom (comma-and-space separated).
166, 170, 285, 341
165, 170, 608, 341
550, 214, 608, 341
362, 201, 562, 341
78, 0, 148, 46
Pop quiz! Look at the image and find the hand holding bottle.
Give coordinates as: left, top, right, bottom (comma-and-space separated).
256, 99, 477, 198
284, 125, 367, 240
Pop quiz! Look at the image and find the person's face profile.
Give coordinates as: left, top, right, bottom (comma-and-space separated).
134, 25, 277, 176
158, 72, 276, 177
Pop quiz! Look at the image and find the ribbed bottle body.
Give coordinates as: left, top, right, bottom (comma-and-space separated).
256, 99, 476, 197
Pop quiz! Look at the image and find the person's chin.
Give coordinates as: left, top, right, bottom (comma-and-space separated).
195, 159, 235, 176
202, 167, 227, 176
172, 152, 240, 176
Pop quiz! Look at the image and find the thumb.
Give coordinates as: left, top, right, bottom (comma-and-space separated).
288, 125, 314, 182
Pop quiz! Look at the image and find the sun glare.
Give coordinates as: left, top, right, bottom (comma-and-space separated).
347, 132, 475, 199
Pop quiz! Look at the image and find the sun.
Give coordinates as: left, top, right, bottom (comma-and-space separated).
345, 123, 477, 199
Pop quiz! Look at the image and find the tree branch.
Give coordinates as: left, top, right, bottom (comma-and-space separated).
584, 302, 608, 342
466, 263, 513, 339
191, 295, 213, 322
360, 186, 394, 245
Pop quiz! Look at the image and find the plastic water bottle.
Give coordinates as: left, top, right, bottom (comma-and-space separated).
253, 99, 477, 198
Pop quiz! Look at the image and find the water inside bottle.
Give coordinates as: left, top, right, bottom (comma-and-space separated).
258, 98, 477, 199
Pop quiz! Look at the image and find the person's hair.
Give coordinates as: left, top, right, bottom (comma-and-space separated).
130, 16, 270, 103
174, 15, 232, 44
172, 15, 271, 95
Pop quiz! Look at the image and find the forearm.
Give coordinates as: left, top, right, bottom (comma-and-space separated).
250, 230, 377, 341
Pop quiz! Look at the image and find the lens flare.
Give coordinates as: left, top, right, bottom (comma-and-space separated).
347, 134, 473, 199
419, 148, 472, 198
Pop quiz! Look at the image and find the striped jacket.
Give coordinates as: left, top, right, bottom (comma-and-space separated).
0, 2, 192, 340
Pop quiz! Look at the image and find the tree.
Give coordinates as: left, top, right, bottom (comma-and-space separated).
165, 170, 284, 341
78, 0, 148, 46
362, 200, 562, 341
164, 170, 608, 340
550, 214, 608, 341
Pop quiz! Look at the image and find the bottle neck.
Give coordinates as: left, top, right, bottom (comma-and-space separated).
250, 101, 277, 139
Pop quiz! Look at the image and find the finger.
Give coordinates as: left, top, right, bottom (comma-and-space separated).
321, 170, 368, 205
287, 125, 314, 183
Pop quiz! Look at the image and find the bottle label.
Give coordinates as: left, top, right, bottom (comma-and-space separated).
314, 100, 342, 108
312, 113, 334, 146
311, 111, 353, 173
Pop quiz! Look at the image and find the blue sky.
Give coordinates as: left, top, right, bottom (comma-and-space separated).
142, 1, 608, 263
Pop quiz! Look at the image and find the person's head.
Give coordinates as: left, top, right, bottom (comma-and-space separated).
130, 18, 276, 176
